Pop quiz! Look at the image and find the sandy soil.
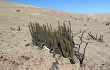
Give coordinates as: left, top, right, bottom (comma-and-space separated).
0, 1, 110, 70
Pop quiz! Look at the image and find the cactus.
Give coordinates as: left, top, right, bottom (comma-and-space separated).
28, 21, 88, 66
28, 21, 75, 62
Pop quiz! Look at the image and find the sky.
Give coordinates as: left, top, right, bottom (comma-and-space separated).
8, 0, 110, 13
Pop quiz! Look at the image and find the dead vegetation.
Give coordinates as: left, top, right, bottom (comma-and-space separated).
10, 26, 21, 31
88, 32, 104, 42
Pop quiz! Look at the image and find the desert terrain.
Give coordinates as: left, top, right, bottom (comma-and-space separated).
0, 1, 110, 70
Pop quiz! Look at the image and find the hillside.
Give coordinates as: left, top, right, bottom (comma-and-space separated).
0, 1, 110, 70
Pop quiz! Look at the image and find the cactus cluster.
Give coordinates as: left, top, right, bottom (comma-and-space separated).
29, 21, 75, 63
28, 21, 88, 66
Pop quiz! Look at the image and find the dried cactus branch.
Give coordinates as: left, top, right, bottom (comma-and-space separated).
88, 32, 103, 42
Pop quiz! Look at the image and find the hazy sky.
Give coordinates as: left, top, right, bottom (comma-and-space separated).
8, 0, 110, 13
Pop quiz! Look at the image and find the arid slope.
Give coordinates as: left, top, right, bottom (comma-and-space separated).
0, 1, 110, 70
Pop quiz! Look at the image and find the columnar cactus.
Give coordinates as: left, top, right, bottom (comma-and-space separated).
29, 21, 88, 66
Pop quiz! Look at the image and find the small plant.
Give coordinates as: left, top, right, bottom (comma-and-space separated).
104, 21, 110, 26
10, 26, 21, 31
16, 9, 20, 12
20, 55, 30, 61
10, 26, 15, 31
88, 32, 103, 42
17, 26, 21, 31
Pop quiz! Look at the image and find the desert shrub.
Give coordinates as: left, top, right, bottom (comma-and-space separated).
16, 9, 20, 12
28, 21, 88, 66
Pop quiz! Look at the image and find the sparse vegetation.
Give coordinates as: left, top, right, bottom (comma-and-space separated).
10, 26, 21, 31
17, 26, 21, 31
104, 21, 110, 26
20, 55, 30, 61
10, 26, 15, 31
88, 32, 104, 42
